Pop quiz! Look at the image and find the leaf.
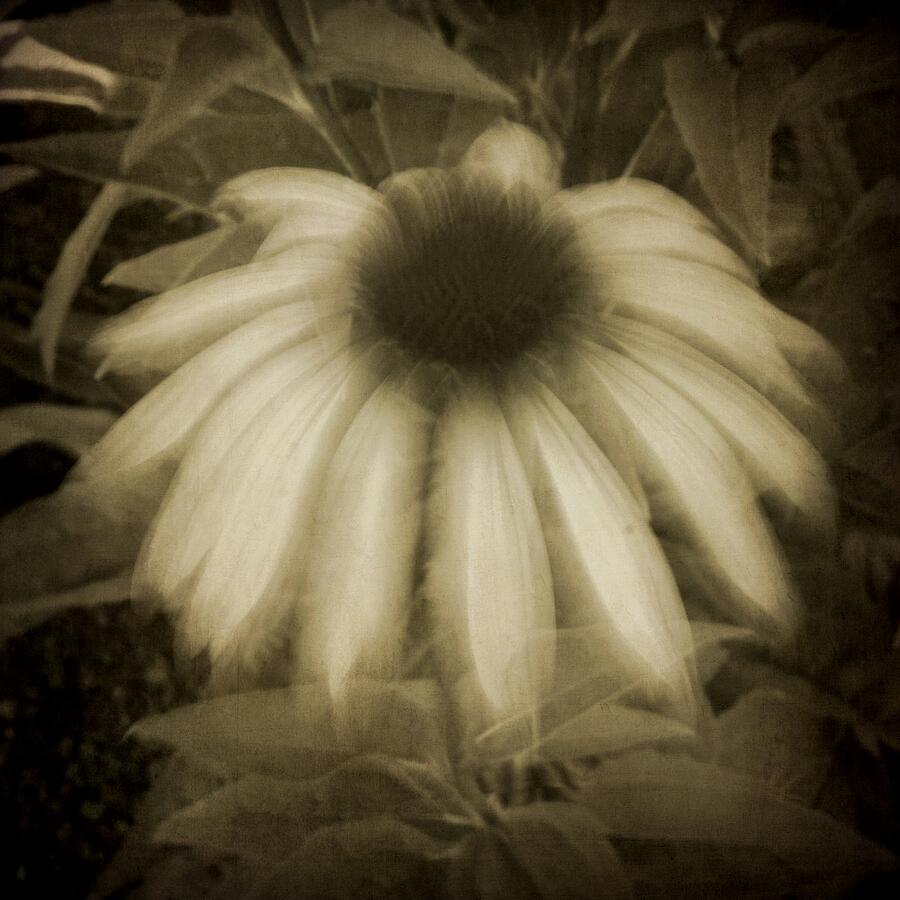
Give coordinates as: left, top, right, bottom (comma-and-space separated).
713, 688, 838, 806
436, 96, 503, 167
664, 47, 757, 255
245, 816, 447, 900
154, 774, 321, 861
837, 176, 900, 244
130, 680, 449, 779
0, 34, 153, 116
0, 567, 131, 641
374, 87, 454, 171
500, 803, 633, 900
0, 163, 38, 192
785, 30, 900, 111
31, 181, 138, 376
123, 16, 314, 169
19, 0, 186, 79
0, 402, 116, 457
313, 754, 475, 824
2, 110, 343, 208
103, 221, 267, 294
580, 751, 896, 878
311, 1, 516, 106
0, 481, 150, 603
585, 0, 729, 44
736, 21, 845, 58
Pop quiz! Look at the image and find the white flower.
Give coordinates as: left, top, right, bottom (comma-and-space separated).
77, 122, 841, 722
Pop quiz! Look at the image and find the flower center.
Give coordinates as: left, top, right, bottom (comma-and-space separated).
351, 170, 587, 369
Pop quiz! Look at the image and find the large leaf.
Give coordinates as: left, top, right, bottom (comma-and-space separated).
18, 0, 186, 79
785, 29, 900, 111
310, 1, 516, 106
1, 110, 343, 208
0, 481, 150, 602
580, 751, 896, 881
131, 680, 449, 779
0, 34, 153, 117
585, 0, 729, 44
31, 180, 138, 375
500, 803, 633, 900
245, 817, 447, 900
123, 16, 315, 169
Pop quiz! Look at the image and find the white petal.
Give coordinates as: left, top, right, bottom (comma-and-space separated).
562, 178, 717, 232
460, 120, 560, 200
572, 206, 754, 284
214, 167, 378, 220
592, 255, 837, 447
298, 381, 432, 696
254, 193, 380, 259
578, 341, 797, 632
77, 303, 349, 484
426, 384, 555, 715
603, 316, 836, 536
163, 346, 380, 669
504, 378, 693, 697
92, 250, 348, 374
134, 335, 349, 611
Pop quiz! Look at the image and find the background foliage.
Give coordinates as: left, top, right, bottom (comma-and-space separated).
1, 0, 899, 897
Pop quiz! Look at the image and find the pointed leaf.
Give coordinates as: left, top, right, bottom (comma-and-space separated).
130, 680, 449, 778
0, 403, 116, 458
123, 16, 314, 169
312, 1, 516, 106
581, 751, 897, 877
19, 1, 186, 78
585, 0, 729, 43
501, 803, 633, 900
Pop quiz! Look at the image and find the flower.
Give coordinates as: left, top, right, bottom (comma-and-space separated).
77, 122, 841, 723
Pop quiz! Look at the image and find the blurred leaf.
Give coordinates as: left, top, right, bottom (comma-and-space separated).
313, 754, 475, 823
581, 751, 896, 879
1, 110, 343, 208
155, 773, 320, 861
18, 0, 186, 79
246, 816, 447, 900
785, 30, 900, 111
436, 96, 503, 167
837, 176, 900, 245
311, 1, 516, 106
500, 803, 633, 900
735, 21, 845, 58
0, 480, 150, 602
103, 220, 267, 294
0, 35, 154, 116
0, 402, 116, 457
664, 47, 760, 256
375, 87, 453, 171
0, 567, 130, 641
131, 680, 449, 779
0, 163, 38, 192
713, 688, 838, 806
123, 16, 314, 170
448, 829, 540, 900
585, 0, 729, 44
31, 181, 138, 376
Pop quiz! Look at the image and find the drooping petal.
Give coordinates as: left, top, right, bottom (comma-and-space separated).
571, 206, 754, 285
577, 340, 797, 633
213, 167, 378, 221
298, 380, 432, 696
91, 250, 347, 374
504, 378, 693, 699
426, 384, 555, 715
254, 192, 380, 259
603, 316, 836, 536
589, 255, 838, 447
460, 119, 560, 200
134, 336, 343, 605
562, 178, 717, 232
77, 303, 349, 485
166, 345, 380, 669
